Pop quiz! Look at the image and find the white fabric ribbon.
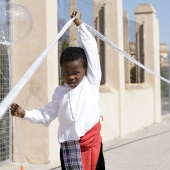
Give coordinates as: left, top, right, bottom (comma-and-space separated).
0, 19, 169, 119
84, 23, 170, 84
0, 18, 75, 119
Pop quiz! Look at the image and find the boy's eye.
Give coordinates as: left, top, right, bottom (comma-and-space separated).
73, 71, 79, 75
62, 71, 79, 76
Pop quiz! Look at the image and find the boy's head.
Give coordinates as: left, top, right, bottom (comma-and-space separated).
60, 47, 87, 89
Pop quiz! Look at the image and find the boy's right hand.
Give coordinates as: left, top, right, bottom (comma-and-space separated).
10, 103, 25, 118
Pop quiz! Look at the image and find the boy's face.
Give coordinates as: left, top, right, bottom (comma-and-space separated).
61, 59, 86, 89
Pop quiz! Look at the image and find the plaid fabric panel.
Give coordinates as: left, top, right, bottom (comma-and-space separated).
61, 140, 83, 170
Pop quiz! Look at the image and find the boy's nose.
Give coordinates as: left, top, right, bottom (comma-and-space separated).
68, 75, 75, 80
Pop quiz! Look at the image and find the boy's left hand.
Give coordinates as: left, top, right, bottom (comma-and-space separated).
70, 10, 82, 26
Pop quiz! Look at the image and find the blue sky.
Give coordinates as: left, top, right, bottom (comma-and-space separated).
123, 0, 170, 48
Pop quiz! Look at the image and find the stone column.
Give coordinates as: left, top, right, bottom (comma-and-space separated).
11, 0, 59, 164
123, 10, 131, 83
103, 0, 126, 136
135, 4, 161, 123
93, 1, 105, 84
69, 0, 77, 47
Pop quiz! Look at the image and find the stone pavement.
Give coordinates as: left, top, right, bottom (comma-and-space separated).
104, 114, 170, 170
1, 114, 170, 170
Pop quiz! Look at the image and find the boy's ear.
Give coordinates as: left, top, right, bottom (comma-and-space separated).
85, 68, 87, 75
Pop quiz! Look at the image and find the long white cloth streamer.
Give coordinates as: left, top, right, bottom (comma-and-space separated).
84, 23, 170, 84
0, 18, 75, 119
0, 19, 170, 119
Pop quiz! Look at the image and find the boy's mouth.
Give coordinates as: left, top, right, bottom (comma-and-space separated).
68, 81, 76, 88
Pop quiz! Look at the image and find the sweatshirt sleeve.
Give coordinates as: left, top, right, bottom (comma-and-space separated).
78, 23, 101, 86
23, 88, 59, 126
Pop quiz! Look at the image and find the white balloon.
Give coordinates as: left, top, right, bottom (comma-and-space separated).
0, 2, 33, 45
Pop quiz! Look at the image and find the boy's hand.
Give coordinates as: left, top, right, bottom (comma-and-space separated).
10, 103, 25, 118
70, 10, 82, 26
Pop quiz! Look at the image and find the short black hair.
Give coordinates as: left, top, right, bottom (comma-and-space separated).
60, 47, 87, 69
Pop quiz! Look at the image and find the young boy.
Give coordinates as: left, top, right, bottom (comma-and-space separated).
11, 11, 105, 170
